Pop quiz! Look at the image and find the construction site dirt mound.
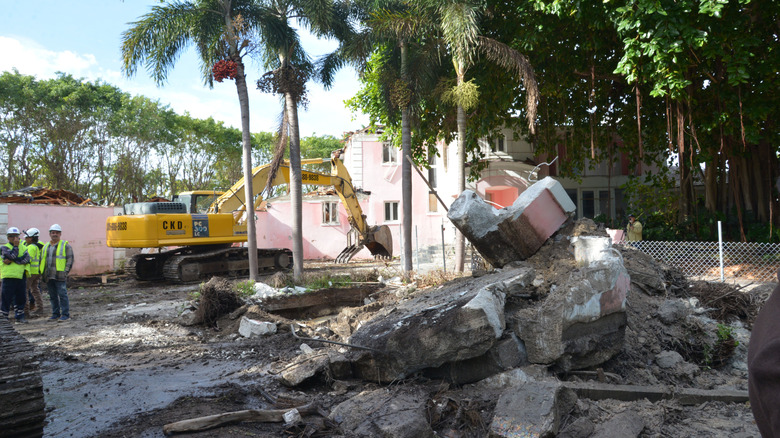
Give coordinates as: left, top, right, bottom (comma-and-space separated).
13, 225, 766, 437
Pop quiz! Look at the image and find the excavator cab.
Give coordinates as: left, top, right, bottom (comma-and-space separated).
174, 191, 224, 214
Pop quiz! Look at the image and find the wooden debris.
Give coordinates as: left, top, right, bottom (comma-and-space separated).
0, 186, 96, 206
162, 402, 319, 435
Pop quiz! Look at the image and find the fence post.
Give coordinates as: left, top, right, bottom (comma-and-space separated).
718, 221, 724, 282
441, 219, 446, 273
415, 225, 419, 272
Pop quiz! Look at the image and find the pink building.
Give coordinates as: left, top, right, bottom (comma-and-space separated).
255, 126, 650, 263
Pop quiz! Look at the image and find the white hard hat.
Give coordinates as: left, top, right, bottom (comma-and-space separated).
49, 224, 62, 232
7, 227, 20, 235
24, 228, 40, 238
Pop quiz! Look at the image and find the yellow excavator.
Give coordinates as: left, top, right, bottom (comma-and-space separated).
106, 151, 393, 282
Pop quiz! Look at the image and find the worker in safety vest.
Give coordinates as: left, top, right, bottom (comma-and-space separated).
41, 224, 74, 322
1, 227, 31, 323
24, 228, 45, 317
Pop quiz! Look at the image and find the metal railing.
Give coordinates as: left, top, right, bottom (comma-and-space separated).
617, 240, 780, 283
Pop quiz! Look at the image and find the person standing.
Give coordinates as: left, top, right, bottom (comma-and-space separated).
41, 224, 74, 322
0, 227, 31, 323
626, 214, 643, 242
24, 228, 45, 317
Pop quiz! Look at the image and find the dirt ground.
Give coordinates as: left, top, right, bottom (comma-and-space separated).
13, 251, 768, 438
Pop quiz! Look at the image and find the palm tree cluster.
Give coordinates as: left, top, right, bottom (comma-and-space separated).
122, 0, 538, 280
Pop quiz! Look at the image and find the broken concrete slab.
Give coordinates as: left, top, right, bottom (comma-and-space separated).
277, 351, 351, 387
489, 381, 576, 438
329, 388, 435, 438
591, 409, 645, 438
448, 177, 575, 267
238, 317, 277, 338
511, 250, 630, 371
349, 284, 505, 382
423, 333, 529, 384
558, 417, 596, 438
347, 265, 537, 383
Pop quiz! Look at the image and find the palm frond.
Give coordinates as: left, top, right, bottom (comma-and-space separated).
122, 2, 202, 84
369, 7, 432, 41
476, 36, 538, 134
439, 2, 479, 70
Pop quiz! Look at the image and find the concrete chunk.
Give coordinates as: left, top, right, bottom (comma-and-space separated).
512, 249, 630, 371
238, 316, 277, 338
489, 381, 575, 438
448, 177, 575, 267
330, 388, 434, 438
349, 282, 506, 382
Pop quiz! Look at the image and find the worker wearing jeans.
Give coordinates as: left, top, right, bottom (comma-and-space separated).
41, 224, 74, 322
1, 227, 31, 323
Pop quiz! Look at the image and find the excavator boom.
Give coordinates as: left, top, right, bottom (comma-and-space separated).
106, 150, 392, 281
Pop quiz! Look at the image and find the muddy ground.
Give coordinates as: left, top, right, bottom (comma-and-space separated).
14, 253, 769, 438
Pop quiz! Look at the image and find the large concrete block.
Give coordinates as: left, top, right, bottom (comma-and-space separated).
512, 252, 630, 371
448, 177, 575, 267
349, 283, 506, 382
489, 381, 576, 438
330, 388, 435, 438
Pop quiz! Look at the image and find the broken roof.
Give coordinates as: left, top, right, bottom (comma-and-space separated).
0, 187, 96, 206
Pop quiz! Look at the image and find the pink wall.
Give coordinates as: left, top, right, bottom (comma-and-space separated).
256, 198, 379, 260
7, 204, 117, 276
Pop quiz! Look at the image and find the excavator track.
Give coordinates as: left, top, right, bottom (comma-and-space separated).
126, 248, 183, 281
0, 318, 45, 437
162, 247, 293, 283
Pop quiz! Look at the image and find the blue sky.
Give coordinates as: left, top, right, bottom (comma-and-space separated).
0, 0, 368, 138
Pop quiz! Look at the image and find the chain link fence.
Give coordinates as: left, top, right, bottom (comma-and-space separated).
617, 241, 780, 283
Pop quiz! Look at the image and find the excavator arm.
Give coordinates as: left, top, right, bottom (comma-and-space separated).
209, 151, 392, 261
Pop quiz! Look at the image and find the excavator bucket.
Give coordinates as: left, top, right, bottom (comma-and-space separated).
335, 225, 393, 264
365, 225, 393, 260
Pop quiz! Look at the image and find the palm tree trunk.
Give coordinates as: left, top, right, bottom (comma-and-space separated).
286, 91, 303, 281
454, 103, 466, 273
234, 60, 259, 281
400, 42, 412, 275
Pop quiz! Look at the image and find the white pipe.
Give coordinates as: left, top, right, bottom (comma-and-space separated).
718, 221, 724, 282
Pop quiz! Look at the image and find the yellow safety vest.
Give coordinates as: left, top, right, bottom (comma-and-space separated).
1, 243, 28, 279
42, 240, 69, 273
26, 243, 41, 276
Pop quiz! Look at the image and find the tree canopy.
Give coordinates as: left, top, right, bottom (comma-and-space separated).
0, 71, 337, 205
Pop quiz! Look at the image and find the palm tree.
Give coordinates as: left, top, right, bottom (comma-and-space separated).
122, 0, 265, 280
432, 0, 539, 272
322, 1, 438, 276
253, 0, 351, 281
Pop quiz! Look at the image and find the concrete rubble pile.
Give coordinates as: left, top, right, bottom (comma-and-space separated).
251, 176, 753, 437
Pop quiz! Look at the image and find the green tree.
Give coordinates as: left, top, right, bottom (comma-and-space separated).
427, 0, 538, 271
253, 0, 351, 281
335, 1, 441, 275
122, 0, 266, 280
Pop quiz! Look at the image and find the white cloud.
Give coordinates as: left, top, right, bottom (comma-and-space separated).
0, 36, 99, 78
0, 35, 367, 137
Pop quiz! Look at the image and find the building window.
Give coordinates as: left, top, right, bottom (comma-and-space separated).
428, 192, 438, 213
322, 201, 339, 225
427, 154, 437, 189
384, 201, 399, 222
491, 135, 505, 153
382, 142, 397, 164
582, 190, 595, 218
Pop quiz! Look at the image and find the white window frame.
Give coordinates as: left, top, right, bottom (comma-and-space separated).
384, 201, 399, 222
322, 201, 340, 225
382, 142, 397, 164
